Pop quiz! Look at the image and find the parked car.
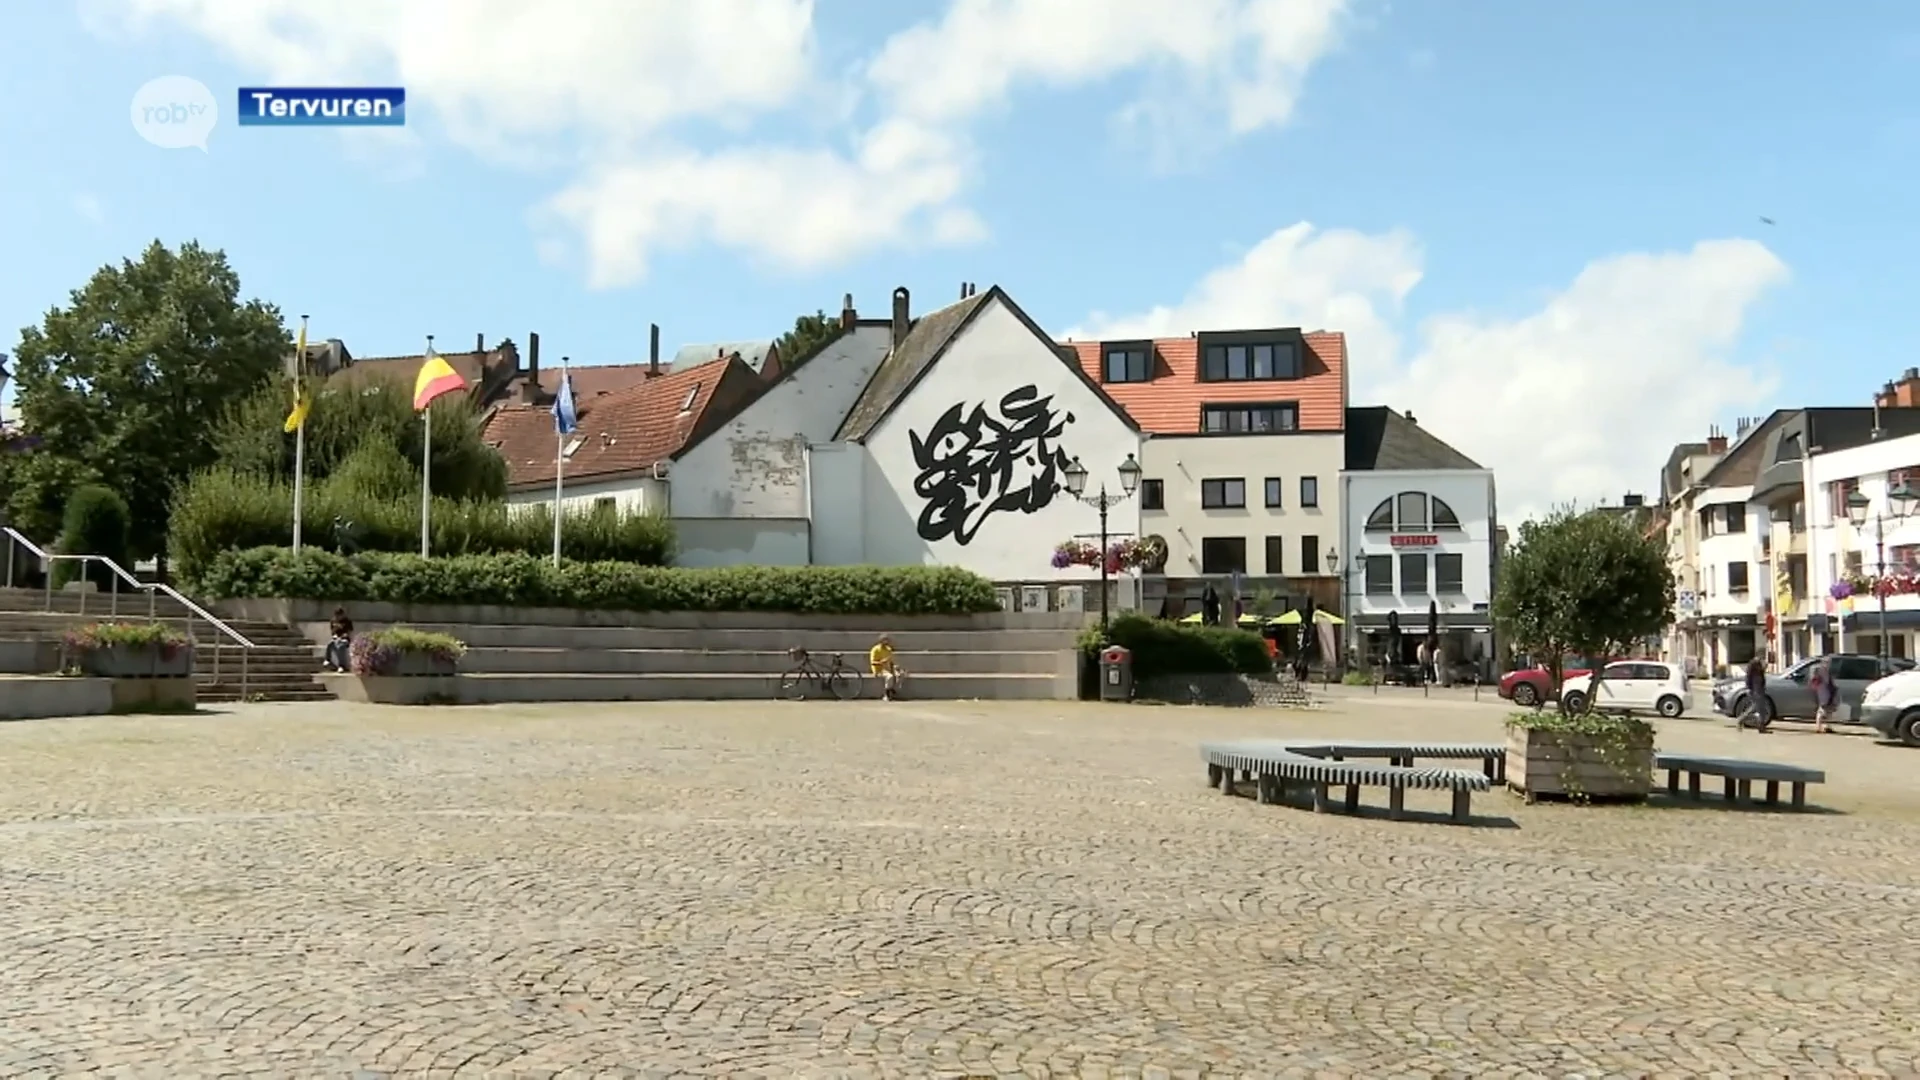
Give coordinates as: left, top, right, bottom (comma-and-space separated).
1498, 655, 1606, 707
1560, 660, 1694, 718
1858, 670, 1920, 745
1711, 653, 1915, 722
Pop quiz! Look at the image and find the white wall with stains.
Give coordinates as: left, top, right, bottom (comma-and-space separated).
852, 296, 1142, 581
506, 475, 666, 515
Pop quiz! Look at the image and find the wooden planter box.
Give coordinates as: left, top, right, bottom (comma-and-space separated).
73, 642, 194, 679
1506, 724, 1654, 801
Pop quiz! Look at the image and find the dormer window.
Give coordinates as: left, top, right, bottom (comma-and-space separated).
1199, 330, 1304, 382
1102, 342, 1151, 383
679, 384, 700, 414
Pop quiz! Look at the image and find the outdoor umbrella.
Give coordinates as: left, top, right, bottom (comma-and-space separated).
1267, 611, 1304, 625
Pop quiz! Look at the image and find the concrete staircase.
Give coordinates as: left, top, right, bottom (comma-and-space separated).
0, 587, 330, 703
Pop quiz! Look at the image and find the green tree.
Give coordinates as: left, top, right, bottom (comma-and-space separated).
51, 485, 132, 591
774, 310, 843, 371
7, 241, 288, 563
1492, 506, 1676, 713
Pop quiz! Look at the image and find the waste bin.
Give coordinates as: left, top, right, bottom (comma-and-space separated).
1099, 645, 1133, 702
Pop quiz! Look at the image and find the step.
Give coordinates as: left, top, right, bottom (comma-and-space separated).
316, 621, 1081, 654
324, 671, 1071, 703
455, 646, 1067, 676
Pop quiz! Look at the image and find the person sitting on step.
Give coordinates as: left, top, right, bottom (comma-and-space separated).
869, 634, 903, 701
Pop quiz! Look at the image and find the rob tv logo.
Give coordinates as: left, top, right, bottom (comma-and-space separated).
130, 76, 218, 151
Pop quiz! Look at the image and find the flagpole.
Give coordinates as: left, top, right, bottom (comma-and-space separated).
291, 314, 309, 554
553, 358, 568, 567
420, 334, 433, 559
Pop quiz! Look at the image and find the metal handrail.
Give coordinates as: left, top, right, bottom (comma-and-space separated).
2, 525, 256, 698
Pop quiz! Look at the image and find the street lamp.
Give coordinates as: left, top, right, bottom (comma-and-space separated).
1845, 479, 1919, 658
1062, 452, 1141, 635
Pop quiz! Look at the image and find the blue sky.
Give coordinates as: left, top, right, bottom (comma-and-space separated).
3, 0, 1918, 519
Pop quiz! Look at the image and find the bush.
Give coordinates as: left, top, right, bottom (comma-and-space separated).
1079, 611, 1272, 680
1342, 669, 1373, 686
167, 469, 676, 580
189, 546, 1002, 615
51, 485, 132, 590
62, 620, 188, 653
349, 626, 467, 675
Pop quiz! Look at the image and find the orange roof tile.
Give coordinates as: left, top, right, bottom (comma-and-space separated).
1065, 331, 1348, 434
534, 363, 661, 402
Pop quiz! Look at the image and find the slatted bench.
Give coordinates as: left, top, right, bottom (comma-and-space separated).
1202, 740, 1499, 824
1656, 753, 1825, 810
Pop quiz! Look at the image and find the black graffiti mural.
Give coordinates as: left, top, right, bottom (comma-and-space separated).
910, 384, 1075, 545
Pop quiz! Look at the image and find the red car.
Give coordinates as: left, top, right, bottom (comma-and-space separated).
1498, 656, 1608, 707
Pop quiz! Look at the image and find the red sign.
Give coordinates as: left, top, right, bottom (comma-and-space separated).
1389, 534, 1439, 548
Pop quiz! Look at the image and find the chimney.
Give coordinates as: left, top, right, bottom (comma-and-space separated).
476, 332, 485, 354
891, 287, 910, 350
1404, 410, 1417, 425
649, 323, 661, 376
840, 293, 856, 331
1706, 424, 1728, 453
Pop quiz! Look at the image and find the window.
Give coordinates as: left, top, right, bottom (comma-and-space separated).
1891, 545, 1920, 571
1431, 496, 1458, 527
1201, 478, 1246, 509
1200, 402, 1299, 433
1264, 478, 1283, 508
1367, 491, 1455, 532
1264, 536, 1284, 574
1140, 479, 1164, 511
1300, 534, 1320, 575
1365, 499, 1395, 531
1300, 476, 1320, 508
1829, 478, 1858, 520
1832, 656, 1880, 681
1847, 550, 1865, 575
678, 383, 700, 413
593, 496, 617, 514
1727, 561, 1750, 592
1724, 504, 1746, 533
1364, 555, 1394, 595
1399, 552, 1429, 593
1201, 536, 1247, 575
1435, 552, 1463, 593
1201, 339, 1301, 381
1102, 343, 1150, 383
1397, 492, 1429, 532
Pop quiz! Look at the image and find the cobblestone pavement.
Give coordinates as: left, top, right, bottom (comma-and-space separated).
2, 697, 1919, 1078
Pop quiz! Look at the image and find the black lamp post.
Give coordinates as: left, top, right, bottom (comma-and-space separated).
1063, 452, 1141, 635
1845, 480, 1918, 659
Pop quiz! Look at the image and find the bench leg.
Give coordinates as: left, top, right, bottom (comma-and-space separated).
1389, 786, 1405, 820
1667, 768, 1679, 795
1483, 757, 1496, 781
1255, 774, 1275, 805
1310, 784, 1330, 813
1241, 769, 1252, 783
1766, 780, 1780, 805
1450, 788, 1471, 824
1689, 771, 1701, 799
1737, 779, 1752, 803
1724, 776, 1737, 803
1220, 769, 1236, 796
1207, 764, 1222, 788
1792, 782, 1806, 809
1344, 784, 1360, 813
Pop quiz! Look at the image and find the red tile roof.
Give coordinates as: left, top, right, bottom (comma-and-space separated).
1065, 331, 1348, 434
533, 363, 661, 402
482, 355, 759, 489
331, 350, 492, 396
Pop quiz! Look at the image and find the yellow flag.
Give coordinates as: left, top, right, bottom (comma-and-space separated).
283, 321, 310, 433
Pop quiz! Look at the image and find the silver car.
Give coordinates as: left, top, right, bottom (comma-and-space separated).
1712, 654, 1915, 722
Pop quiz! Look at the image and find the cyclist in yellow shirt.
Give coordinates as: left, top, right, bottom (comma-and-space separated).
869, 634, 902, 700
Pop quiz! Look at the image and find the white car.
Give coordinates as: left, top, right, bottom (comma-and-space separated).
1858, 670, 1920, 745
1560, 660, 1693, 718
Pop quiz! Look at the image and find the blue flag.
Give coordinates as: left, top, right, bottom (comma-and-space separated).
552, 370, 577, 435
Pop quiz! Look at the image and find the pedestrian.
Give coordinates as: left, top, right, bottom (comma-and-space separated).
1810, 655, 1838, 734
1416, 639, 1431, 683
324, 606, 353, 672
1200, 584, 1220, 627
1738, 657, 1773, 733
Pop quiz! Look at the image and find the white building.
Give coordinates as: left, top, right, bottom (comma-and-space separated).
1804, 429, 1920, 659
1338, 407, 1497, 676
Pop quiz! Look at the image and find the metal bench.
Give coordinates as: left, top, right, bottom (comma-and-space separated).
1202, 740, 1498, 824
1655, 753, 1825, 810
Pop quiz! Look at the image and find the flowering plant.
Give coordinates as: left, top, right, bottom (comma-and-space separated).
61, 620, 188, 658
1049, 536, 1167, 573
1839, 572, 1920, 599
1830, 580, 1854, 600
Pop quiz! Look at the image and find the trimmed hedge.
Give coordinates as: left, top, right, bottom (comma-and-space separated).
52, 484, 132, 590
1079, 611, 1272, 680
168, 468, 675, 580
191, 546, 1002, 615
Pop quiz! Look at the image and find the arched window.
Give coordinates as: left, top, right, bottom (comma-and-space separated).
1365, 498, 1394, 531
1432, 497, 1460, 528
1396, 491, 1428, 531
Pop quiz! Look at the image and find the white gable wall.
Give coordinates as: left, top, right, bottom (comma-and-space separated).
858, 297, 1142, 581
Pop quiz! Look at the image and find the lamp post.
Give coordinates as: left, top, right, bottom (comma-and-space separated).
1845, 479, 1918, 659
1062, 452, 1142, 635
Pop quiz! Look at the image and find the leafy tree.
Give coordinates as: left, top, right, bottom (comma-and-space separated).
206, 376, 506, 501
51, 485, 132, 590
774, 310, 842, 371
7, 241, 287, 563
1492, 506, 1676, 713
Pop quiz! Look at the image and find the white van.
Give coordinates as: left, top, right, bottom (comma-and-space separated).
1858, 670, 1920, 745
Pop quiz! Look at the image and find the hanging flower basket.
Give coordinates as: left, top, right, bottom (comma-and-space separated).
1049, 537, 1165, 573
1840, 572, 1920, 599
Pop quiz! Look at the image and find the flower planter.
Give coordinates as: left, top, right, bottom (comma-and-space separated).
74, 642, 195, 679
321, 673, 463, 706
1505, 724, 1654, 801
391, 651, 457, 677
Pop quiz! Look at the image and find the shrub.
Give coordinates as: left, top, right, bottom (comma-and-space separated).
1079, 611, 1272, 680
349, 626, 467, 675
1342, 669, 1373, 686
167, 469, 676, 579
188, 546, 1002, 616
62, 620, 189, 654
51, 485, 132, 590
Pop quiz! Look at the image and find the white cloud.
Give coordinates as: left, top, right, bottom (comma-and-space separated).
1073, 223, 1790, 522
71, 193, 106, 225
90, 0, 1350, 287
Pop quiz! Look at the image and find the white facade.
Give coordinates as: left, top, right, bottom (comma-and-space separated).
1806, 432, 1920, 657
1693, 484, 1766, 620
506, 475, 666, 516
822, 296, 1143, 583
1139, 433, 1343, 580
1340, 469, 1497, 666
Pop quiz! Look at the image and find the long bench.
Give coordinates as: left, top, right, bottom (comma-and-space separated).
1202, 739, 1503, 824
1656, 753, 1825, 810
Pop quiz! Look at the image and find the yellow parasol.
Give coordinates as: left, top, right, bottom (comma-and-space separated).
1178, 612, 1204, 624
1267, 611, 1303, 625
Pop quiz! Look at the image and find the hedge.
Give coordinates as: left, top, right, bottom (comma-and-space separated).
168, 467, 675, 580
1079, 611, 1272, 680
52, 484, 132, 590
190, 546, 1003, 615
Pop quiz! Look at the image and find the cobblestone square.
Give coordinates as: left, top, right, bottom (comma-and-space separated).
2, 690, 1919, 1077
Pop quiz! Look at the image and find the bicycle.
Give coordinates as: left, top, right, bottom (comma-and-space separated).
778, 646, 865, 701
